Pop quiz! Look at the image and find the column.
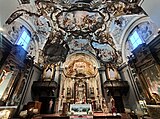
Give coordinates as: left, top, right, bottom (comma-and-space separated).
99, 67, 107, 98
54, 64, 60, 83
99, 68, 107, 83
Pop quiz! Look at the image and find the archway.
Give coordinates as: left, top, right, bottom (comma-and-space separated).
58, 52, 105, 112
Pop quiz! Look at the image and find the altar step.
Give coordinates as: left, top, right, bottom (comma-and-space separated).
32, 113, 131, 119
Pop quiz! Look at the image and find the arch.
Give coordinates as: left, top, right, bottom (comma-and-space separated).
18, 16, 37, 32
120, 16, 155, 63
3, 15, 40, 63
119, 15, 146, 46
17, 17, 40, 62
63, 51, 101, 69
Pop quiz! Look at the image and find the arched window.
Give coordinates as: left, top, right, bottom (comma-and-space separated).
15, 26, 31, 51
128, 21, 153, 51
128, 30, 144, 49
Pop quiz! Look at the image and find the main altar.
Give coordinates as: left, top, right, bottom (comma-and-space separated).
57, 53, 107, 114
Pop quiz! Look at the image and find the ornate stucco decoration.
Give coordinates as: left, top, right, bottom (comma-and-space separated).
56, 10, 105, 35
4, 0, 144, 65
44, 0, 144, 64
63, 54, 98, 78
110, 15, 135, 43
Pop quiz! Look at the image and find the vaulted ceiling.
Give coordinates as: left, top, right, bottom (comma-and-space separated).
0, 0, 159, 66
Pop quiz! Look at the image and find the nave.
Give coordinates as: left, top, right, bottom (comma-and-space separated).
1, 0, 160, 119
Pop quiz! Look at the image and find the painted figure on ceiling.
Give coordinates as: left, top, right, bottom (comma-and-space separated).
37, 10, 51, 35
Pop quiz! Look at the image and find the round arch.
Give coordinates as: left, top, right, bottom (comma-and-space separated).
120, 16, 154, 63
63, 51, 101, 69
16, 17, 40, 63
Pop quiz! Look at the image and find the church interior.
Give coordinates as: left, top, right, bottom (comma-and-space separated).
1, 0, 160, 119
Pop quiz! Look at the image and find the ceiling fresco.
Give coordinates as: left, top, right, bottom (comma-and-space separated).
68, 38, 94, 54
56, 10, 105, 35
91, 41, 118, 63
4, 0, 144, 65
47, 0, 143, 64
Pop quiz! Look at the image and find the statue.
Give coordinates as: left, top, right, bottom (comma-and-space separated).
102, 98, 109, 113
152, 93, 160, 104
0, 70, 6, 86
48, 99, 53, 114
67, 87, 71, 95
90, 87, 94, 94
110, 96, 116, 114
